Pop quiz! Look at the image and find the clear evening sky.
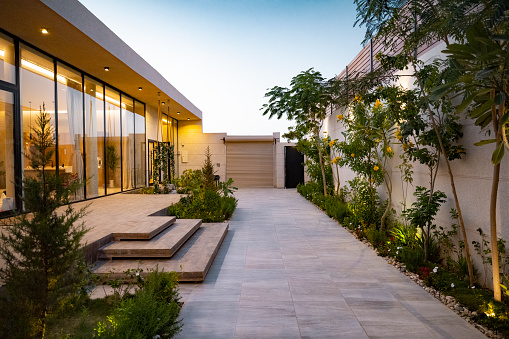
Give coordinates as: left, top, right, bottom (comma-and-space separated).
78, 0, 365, 139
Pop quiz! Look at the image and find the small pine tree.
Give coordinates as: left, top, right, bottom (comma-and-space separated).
0, 105, 89, 339
202, 146, 216, 190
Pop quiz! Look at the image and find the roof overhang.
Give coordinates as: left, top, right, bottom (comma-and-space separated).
0, 0, 202, 121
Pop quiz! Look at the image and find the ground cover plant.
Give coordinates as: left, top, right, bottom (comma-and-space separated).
168, 147, 238, 222
45, 269, 182, 338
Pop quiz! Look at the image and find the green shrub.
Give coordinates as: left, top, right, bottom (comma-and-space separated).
95, 270, 182, 338
366, 227, 388, 248
168, 188, 237, 222
399, 246, 425, 272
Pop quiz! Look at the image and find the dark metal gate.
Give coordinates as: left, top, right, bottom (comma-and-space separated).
284, 146, 304, 188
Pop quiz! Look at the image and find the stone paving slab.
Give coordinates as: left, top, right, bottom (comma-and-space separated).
176, 188, 486, 339
111, 216, 177, 240
95, 222, 228, 282
99, 219, 202, 258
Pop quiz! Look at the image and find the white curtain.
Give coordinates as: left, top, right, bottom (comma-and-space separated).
66, 87, 84, 199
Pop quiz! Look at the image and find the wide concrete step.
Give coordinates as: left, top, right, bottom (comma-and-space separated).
94, 222, 229, 282
99, 219, 202, 259
112, 216, 177, 240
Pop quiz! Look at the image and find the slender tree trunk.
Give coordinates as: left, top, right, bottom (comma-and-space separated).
381, 167, 392, 230
490, 92, 502, 301
315, 129, 328, 196
412, 61, 475, 285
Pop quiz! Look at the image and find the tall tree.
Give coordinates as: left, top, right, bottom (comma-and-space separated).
262, 68, 340, 196
352, 0, 495, 288
0, 107, 89, 338
434, 22, 509, 301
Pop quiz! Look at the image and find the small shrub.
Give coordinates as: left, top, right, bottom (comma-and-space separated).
168, 188, 237, 222
95, 270, 182, 339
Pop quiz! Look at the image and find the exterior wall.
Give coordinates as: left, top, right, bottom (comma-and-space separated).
177, 120, 227, 180
326, 41, 509, 287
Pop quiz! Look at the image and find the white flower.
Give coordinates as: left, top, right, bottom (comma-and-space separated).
451, 283, 455, 288
396, 251, 399, 255
388, 249, 391, 252
433, 267, 438, 273
153, 335, 161, 339
472, 286, 475, 289
136, 272, 140, 276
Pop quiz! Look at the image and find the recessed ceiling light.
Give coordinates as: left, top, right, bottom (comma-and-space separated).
138, 87, 142, 91
177, 111, 180, 114
104, 67, 109, 71
41, 28, 49, 34
187, 118, 190, 120
161, 102, 165, 105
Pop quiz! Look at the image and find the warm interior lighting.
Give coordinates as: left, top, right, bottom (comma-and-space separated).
138, 87, 142, 91
0, 50, 4, 58
41, 28, 49, 34
21, 59, 65, 83
162, 118, 168, 123
104, 66, 109, 71
187, 118, 190, 120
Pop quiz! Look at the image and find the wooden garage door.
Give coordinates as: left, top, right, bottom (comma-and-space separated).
226, 142, 273, 187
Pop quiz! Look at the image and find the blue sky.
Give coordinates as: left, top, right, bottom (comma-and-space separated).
78, 0, 366, 138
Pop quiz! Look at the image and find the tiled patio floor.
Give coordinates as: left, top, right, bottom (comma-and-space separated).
176, 188, 485, 339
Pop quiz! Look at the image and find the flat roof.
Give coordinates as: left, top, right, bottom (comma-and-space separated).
0, 0, 202, 121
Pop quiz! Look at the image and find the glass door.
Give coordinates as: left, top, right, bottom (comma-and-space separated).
0, 90, 15, 212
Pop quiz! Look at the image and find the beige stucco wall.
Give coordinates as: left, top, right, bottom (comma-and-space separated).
177, 121, 227, 180
325, 42, 509, 287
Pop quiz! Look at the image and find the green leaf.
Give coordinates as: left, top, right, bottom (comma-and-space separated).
474, 139, 496, 146
469, 100, 494, 119
492, 142, 505, 165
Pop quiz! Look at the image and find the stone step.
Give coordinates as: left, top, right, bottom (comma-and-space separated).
99, 219, 202, 259
94, 222, 229, 282
111, 216, 177, 240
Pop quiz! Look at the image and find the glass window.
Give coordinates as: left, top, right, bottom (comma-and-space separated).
84, 77, 105, 198
0, 90, 15, 212
134, 100, 146, 187
105, 87, 121, 193
0, 32, 15, 84
20, 45, 55, 180
162, 113, 169, 143
57, 63, 84, 200
121, 94, 134, 190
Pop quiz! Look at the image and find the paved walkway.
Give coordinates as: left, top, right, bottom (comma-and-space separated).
176, 188, 485, 339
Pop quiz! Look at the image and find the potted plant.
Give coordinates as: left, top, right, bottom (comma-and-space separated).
105, 144, 120, 188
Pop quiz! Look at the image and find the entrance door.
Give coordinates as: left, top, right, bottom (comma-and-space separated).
285, 146, 304, 188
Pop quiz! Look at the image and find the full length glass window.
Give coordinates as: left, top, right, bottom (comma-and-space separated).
105, 87, 121, 193
57, 63, 84, 200
0, 90, 15, 212
121, 94, 134, 190
134, 100, 146, 187
0, 32, 15, 84
84, 77, 104, 198
20, 45, 55, 179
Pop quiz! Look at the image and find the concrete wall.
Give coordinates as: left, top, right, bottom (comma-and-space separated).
325, 41, 509, 287
177, 121, 227, 180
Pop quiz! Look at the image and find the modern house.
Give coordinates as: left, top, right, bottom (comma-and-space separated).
0, 0, 301, 216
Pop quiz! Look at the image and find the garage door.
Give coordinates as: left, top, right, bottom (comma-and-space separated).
226, 141, 274, 187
